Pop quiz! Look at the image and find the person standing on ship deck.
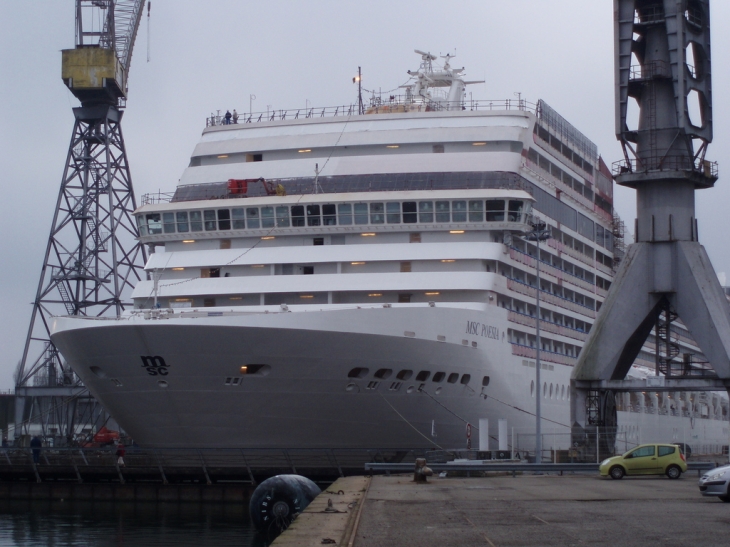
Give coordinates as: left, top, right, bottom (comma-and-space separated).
224, 110, 232, 125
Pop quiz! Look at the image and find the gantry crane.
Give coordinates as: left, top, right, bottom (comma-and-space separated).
571, 0, 730, 462
14, 0, 148, 443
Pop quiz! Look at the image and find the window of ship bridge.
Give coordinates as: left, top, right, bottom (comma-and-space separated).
306, 204, 321, 226
190, 211, 203, 231
487, 200, 505, 222
452, 201, 467, 222
204, 210, 217, 231
369, 203, 385, 224
418, 201, 434, 222
276, 206, 290, 227
217, 209, 231, 230
245, 207, 259, 228
323, 204, 337, 225
354, 203, 368, 224
469, 200, 484, 222
138, 198, 531, 237
145, 213, 161, 235
163, 213, 176, 233
231, 208, 245, 229
435, 201, 450, 222
337, 203, 352, 225
261, 207, 275, 228
176, 211, 190, 232
386, 202, 401, 223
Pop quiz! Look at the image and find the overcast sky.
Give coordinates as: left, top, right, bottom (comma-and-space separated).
0, 1, 729, 390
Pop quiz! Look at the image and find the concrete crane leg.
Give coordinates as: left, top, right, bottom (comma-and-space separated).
570, 241, 730, 459
672, 242, 730, 380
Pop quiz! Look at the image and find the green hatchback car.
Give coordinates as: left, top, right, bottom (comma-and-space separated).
600, 443, 687, 479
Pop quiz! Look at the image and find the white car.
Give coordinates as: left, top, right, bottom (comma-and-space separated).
698, 464, 730, 502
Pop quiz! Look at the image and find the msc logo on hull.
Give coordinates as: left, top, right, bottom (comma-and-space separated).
140, 356, 169, 376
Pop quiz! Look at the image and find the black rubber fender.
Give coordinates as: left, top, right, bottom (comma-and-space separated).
249, 474, 321, 533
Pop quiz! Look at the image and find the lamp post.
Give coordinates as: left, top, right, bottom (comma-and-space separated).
524, 217, 550, 463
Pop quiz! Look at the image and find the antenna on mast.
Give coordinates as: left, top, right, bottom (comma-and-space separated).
147, 1, 151, 62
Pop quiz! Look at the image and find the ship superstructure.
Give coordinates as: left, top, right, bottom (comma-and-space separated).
50, 52, 729, 454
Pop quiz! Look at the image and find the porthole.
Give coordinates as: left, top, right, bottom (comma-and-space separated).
348, 367, 369, 379
561, 385, 566, 400
406, 385, 416, 394
549, 383, 553, 398
543, 382, 547, 398
89, 366, 107, 379
374, 368, 392, 380
416, 371, 431, 382
432, 372, 446, 383
530, 380, 535, 397
158, 380, 168, 389
447, 373, 459, 384
242, 364, 271, 376
435, 387, 443, 395
482, 376, 490, 387
460, 374, 471, 385
345, 383, 358, 392
396, 370, 413, 380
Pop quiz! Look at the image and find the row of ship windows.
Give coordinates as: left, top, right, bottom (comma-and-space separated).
137, 199, 530, 236
531, 380, 571, 401
534, 123, 595, 177
347, 367, 489, 387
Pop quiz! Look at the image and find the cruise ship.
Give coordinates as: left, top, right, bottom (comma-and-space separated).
50, 52, 729, 455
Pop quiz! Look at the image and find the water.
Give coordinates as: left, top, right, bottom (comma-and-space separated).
0, 500, 270, 547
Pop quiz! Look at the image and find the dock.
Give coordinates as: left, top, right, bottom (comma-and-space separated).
274, 470, 728, 546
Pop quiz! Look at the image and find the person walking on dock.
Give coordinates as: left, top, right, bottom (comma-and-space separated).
30, 436, 41, 464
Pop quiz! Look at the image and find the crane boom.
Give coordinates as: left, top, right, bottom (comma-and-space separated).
108, 0, 146, 77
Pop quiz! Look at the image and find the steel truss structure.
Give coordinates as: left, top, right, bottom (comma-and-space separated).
17, 104, 146, 389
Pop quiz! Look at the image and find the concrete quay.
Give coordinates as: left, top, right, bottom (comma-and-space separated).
276, 472, 729, 547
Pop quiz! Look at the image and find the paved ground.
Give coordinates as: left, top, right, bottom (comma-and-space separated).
353, 473, 730, 547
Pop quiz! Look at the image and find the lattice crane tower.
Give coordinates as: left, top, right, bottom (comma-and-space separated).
571, 0, 730, 458
16, 0, 148, 389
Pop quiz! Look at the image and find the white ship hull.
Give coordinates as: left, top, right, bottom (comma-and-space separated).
52, 305, 512, 449
51, 305, 730, 452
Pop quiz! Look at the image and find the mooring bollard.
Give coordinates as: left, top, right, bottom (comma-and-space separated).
413, 458, 433, 483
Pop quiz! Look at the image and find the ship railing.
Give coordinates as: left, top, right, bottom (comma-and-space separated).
205, 98, 541, 128
628, 60, 671, 81
507, 310, 588, 342
506, 278, 597, 318
509, 342, 578, 367
141, 191, 176, 205
612, 156, 718, 178
508, 247, 600, 294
